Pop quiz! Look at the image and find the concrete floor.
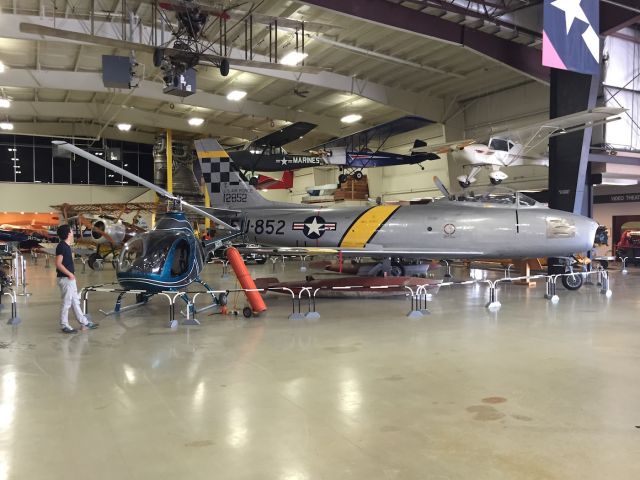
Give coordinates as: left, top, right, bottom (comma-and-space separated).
1, 257, 639, 480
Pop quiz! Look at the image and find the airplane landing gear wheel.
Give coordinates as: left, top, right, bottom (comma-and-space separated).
354, 171, 364, 180
242, 306, 253, 318
490, 177, 503, 186
562, 273, 583, 290
338, 174, 348, 184
217, 292, 228, 306
458, 180, 471, 189
389, 263, 405, 277
249, 176, 259, 187
88, 253, 103, 271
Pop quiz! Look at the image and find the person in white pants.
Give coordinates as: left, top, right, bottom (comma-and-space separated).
55, 224, 98, 333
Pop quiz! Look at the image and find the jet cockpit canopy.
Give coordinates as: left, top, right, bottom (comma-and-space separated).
435, 186, 542, 208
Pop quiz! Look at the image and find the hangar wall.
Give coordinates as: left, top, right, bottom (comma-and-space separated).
0, 184, 155, 212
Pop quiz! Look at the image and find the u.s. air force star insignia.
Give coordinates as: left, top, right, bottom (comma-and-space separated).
292, 216, 337, 239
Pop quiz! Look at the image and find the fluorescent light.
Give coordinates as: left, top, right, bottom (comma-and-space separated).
341, 114, 362, 124
0, 122, 14, 130
226, 90, 247, 101
0, 99, 10, 108
117, 123, 132, 131
600, 178, 638, 186
188, 117, 204, 126
280, 51, 308, 66
0, 62, 5, 74
7, 148, 16, 151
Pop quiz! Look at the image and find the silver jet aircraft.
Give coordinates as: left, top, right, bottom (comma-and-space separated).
195, 139, 599, 265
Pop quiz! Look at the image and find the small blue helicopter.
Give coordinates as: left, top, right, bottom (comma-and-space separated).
53, 141, 241, 319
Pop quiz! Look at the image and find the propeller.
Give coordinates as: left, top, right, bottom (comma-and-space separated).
53, 141, 238, 231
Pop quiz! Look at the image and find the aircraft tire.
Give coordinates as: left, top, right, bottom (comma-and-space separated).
220, 58, 230, 77
390, 262, 405, 277
218, 292, 228, 306
153, 48, 164, 67
338, 174, 348, 184
249, 176, 259, 187
561, 273, 583, 290
242, 306, 253, 318
490, 177, 503, 186
354, 171, 364, 180
88, 253, 101, 271
458, 180, 471, 189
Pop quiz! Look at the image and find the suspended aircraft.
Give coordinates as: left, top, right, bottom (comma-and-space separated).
19, 0, 331, 85
412, 107, 626, 188
310, 116, 439, 183
193, 138, 599, 289
227, 122, 323, 185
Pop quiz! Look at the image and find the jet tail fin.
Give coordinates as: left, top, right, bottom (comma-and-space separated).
194, 138, 275, 210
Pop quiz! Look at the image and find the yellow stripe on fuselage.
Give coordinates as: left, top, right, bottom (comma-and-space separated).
340, 205, 400, 248
196, 150, 229, 159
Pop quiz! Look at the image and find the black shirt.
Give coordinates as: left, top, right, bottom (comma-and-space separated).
55, 242, 75, 278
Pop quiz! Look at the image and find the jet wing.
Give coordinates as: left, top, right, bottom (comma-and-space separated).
311, 116, 432, 150
250, 122, 318, 149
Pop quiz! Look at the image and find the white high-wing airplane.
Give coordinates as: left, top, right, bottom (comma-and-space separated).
413, 107, 625, 188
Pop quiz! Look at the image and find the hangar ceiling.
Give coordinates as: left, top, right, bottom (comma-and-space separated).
0, 0, 636, 149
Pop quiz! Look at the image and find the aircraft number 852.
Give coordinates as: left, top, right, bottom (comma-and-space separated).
246, 219, 285, 235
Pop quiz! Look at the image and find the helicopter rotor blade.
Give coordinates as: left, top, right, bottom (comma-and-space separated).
53, 141, 238, 231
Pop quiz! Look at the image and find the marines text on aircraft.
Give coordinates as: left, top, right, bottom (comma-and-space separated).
195, 138, 599, 285
412, 107, 625, 188
226, 121, 324, 185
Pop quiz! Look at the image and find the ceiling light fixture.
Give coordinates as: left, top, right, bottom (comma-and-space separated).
0, 99, 10, 108
226, 90, 247, 101
0, 122, 14, 130
600, 178, 638, 186
188, 117, 204, 126
341, 114, 362, 124
117, 123, 132, 131
280, 51, 308, 66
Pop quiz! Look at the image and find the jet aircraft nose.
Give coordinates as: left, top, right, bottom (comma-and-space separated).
573, 214, 599, 252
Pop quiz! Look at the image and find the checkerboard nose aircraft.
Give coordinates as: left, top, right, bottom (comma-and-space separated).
195, 139, 599, 276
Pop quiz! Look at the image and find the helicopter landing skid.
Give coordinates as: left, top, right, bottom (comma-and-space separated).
99, 291, 151, 316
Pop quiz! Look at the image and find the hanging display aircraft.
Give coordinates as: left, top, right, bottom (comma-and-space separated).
412, 107, 625, 187
310, 116, 439, 183
230, 116, 439, 185
192, 138, 599, 289
19, 0, 331, 87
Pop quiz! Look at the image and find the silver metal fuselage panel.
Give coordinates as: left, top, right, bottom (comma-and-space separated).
237, 201, 597, 259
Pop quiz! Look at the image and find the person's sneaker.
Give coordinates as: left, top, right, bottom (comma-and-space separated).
61, 326, 78, 334
81, 322, 98, 330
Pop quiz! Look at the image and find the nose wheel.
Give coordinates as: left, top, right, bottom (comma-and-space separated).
561, 272, 583, 290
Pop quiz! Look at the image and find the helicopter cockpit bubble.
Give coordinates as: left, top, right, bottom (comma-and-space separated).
117, 230, 199, 278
